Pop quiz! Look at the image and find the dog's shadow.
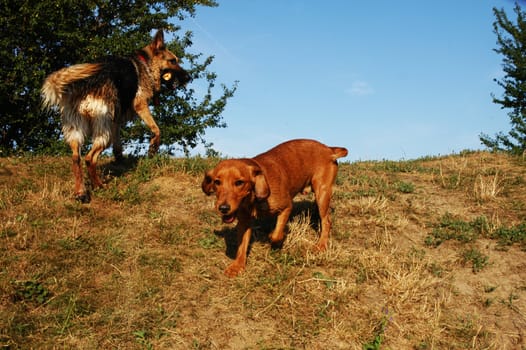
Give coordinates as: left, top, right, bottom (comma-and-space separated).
214, 200, 320, 259
100, 156, 140, 179
75, 156, 140, 200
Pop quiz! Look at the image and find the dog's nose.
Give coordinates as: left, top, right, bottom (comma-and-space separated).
219, 204, 230, 214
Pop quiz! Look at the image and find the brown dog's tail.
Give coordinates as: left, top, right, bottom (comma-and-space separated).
330, 146, 348, 160
41, 63, 101, 109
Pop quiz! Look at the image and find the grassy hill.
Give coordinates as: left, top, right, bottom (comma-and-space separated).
1, 151, 525, 349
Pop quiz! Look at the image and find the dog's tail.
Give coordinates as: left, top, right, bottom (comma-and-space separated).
41, 63, 101, 109
330, 146, 348, 161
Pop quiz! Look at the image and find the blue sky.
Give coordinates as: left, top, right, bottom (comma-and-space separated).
179, 0, 520, 161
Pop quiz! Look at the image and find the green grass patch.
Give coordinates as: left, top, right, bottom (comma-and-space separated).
491, 222, 526, 250
425, 213, 489, 247
396, 181, 415, 194
461, 248, 489, 273
12, 280, 51, 305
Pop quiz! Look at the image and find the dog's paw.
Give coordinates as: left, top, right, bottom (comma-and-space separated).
225, 263, 245, 277
313, 241, 328, 252
268, 231, 285, 245
74, 192, 91, 204
270, 240, 284, 250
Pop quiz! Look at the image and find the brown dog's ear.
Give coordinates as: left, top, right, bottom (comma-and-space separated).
151, 30, 165, 52
201, 171, 215, 195
250, 166, 269, 200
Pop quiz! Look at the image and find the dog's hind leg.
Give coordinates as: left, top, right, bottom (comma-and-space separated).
68, 139, 90, 203
85, 142, 105, 190
62, 106, 91, 202
311, 164, 339, 251
85, 115, 112, 190
313, 188, 332, 251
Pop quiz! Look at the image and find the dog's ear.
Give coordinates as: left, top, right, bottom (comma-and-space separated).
249, 166, 269, 200
152, 30, 165, 52
201, 171, 215, 196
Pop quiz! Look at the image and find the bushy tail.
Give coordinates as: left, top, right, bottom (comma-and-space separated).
41, 63, 101, 109
330, 146, 348, 160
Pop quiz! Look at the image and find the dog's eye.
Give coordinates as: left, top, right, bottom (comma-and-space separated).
214, 179, 221, 186
234, 180, 244, 187
169, 58, 179, 65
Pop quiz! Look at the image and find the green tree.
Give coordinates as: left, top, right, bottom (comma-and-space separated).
480, 2, 526, 155
0, 0, 236, 155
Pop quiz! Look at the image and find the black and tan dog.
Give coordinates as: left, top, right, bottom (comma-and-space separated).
41, 30, 191, 202
202, 139, 348, 277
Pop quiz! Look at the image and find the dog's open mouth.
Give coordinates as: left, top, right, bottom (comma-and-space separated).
222, 214, 236, 224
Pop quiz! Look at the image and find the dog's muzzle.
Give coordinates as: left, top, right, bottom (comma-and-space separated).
161, 68, 192, 90
218, 203, 236, 224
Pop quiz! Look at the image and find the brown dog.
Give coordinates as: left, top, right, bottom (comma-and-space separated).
202, 139, 348, 277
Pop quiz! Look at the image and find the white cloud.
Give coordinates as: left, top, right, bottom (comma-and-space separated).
346, 81, 375, 96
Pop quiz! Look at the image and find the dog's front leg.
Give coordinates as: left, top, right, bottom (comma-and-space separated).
269, 206, 292, 246
134, 101, 160, 156
111, 121, 123, 162
225, 213, 252, 277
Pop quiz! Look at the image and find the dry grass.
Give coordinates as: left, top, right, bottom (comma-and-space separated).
1, 151, 525, 349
